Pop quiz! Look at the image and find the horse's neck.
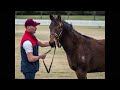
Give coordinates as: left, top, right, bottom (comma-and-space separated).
61, 29, 82, 56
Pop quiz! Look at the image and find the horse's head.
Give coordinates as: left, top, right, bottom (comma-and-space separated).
49, 14, 63, 48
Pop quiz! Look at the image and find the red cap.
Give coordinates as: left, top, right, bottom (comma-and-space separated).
25, 19, 40, 27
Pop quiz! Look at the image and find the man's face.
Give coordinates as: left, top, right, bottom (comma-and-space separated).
27, 26, 37, 34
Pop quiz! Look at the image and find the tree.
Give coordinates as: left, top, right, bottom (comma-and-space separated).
65, 11, 71, 19
93, 11, 96, 20
40, 11, 43, 19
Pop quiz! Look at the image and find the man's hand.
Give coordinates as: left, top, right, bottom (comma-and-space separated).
49, 41, 56, 48
27, 52, 46, 62
40, 53, 46, 59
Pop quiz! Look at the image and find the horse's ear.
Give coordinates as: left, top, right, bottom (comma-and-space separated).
57, 15, 61, 22
50, 14, 54, 21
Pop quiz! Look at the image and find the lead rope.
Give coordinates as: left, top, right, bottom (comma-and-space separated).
42, 47, 56, 73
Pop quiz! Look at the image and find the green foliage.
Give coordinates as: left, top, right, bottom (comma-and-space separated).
15, 15, 105, 20
15, 11, 105, 15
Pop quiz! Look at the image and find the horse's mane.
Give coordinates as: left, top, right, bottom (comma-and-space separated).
62, 20, 73, 31
62, 20, 93, 39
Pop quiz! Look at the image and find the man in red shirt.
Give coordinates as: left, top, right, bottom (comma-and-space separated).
20, 19, 54, 79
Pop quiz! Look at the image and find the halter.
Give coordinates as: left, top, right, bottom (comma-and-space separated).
50, 27, 63, 47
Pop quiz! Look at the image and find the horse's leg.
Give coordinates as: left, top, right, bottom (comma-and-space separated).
75, 68, 87, 79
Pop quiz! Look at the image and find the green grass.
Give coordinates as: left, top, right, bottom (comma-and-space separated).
15, 15, 105, 20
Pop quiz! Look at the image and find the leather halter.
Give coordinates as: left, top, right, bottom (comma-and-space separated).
50, 27, 63, 47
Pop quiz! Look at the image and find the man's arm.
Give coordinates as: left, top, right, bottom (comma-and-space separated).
23, 40, 46, 62
37, 39, 50, 47
27, 52, 46, 62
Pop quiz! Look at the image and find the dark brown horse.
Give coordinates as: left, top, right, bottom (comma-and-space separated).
49, 15, 105, 79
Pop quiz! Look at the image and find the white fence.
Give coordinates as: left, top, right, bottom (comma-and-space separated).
15, 19, 105, 26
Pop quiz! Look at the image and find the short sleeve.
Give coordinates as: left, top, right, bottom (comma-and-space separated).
23, 40, 33, 53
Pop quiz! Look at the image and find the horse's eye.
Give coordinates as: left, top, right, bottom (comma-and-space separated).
49, 26, 53, 30
58, 27, 61, 29
58, 26, 62, 29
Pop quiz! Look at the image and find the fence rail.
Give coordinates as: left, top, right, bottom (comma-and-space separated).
15, 19, 105, 26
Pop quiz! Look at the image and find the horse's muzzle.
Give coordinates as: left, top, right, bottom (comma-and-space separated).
50, 34, 61, 48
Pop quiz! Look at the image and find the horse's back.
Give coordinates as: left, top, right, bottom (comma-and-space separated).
89, 39, 105, 72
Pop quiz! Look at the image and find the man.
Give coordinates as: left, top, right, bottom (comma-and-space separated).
20, 18, 55, 79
